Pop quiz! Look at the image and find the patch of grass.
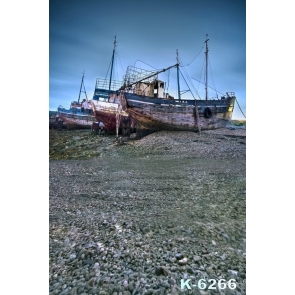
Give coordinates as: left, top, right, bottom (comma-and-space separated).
231, 120, 246, 126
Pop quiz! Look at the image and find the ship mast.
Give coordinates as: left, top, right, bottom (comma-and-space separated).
109, 36, 117, 94
78, 71, 87, 103
176, 49, 181, 100
205, 34, 209, 100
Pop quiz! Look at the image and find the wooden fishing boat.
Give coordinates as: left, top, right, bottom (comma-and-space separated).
57, 72, 96, 130
119, 36, 235, 133
91, 36, 135, 136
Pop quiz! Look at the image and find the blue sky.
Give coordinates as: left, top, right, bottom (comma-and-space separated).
50, 0, 246, 119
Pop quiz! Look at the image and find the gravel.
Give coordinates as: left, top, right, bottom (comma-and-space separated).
49, 125, 246, 295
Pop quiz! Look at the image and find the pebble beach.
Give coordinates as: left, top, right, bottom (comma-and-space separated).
49, 125, 246, 295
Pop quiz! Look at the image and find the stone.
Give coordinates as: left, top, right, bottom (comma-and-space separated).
155, 266, 164, 276
175, 253, 184, 260
88, 278, 95, 287
194, 255, 201, 262
178, 258, 188, 265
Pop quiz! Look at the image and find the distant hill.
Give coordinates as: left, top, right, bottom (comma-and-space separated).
49, 110, 57, 118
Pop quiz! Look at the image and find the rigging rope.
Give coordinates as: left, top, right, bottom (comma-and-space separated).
113, 53, 118, 82
82, 79, 88, 101
179, 69, 196, 99
116, 50, 125, 79
117, 51, 128, 84
191, 78, 246, 118
104, 59, 112, 84
178, 56, 200, 99
133, 60, 159, 71
235, 99, 246, 118
191, 77, 226, 95
180, 44, 205, 67
208, 57, 218, 98
196, 58, 205, 96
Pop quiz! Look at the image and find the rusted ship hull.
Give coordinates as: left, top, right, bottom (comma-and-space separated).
91, 100, 129, 131
91, 90, 136, 133
58, 112, 96, 130
49, 115, 67, 130
122, 93, 235, 132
